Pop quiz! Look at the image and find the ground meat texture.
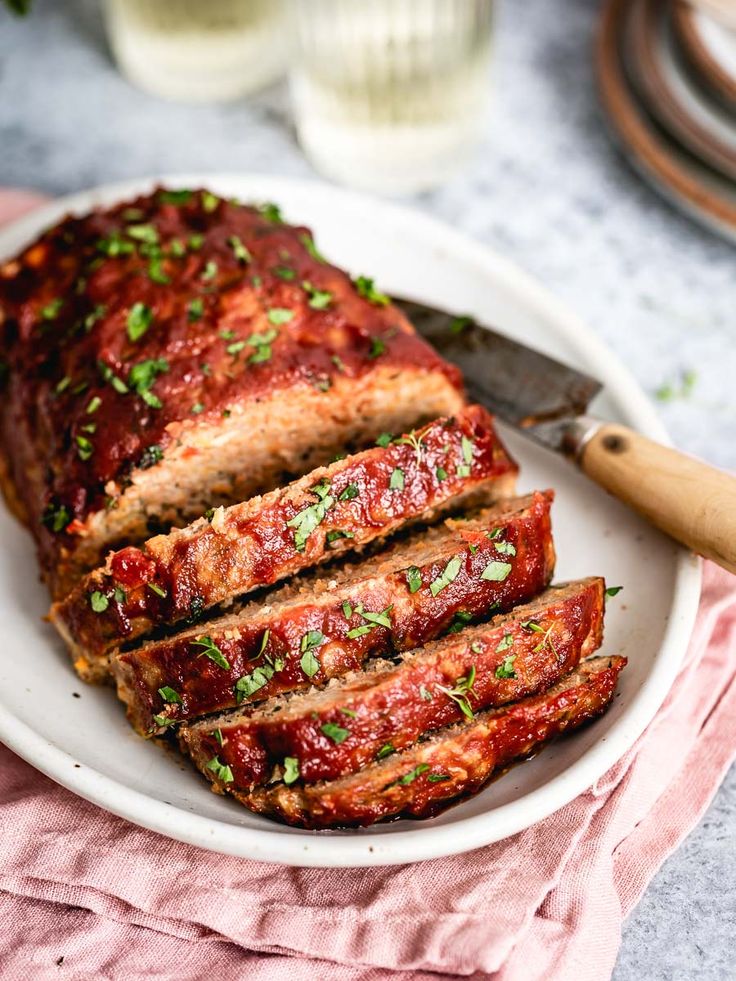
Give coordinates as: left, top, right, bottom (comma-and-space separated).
182, 577, 604, 790
0, 188, 465, 598
51, 405, 518, 681
115, 490, 554, 736
219, 656, 626, 828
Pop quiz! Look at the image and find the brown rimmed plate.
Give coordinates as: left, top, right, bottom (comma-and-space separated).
672, 1, 736, 115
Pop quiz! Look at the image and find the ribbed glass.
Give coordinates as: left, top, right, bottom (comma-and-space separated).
105, 0, 289, 103
289, 0, 494, 193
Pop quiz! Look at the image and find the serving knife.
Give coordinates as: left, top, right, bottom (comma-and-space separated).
397, 298, 736, 575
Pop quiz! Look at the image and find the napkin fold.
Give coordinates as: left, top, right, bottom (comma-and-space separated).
0, 192, 734, 981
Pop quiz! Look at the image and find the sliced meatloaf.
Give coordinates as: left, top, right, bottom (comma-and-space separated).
206, 656, 626, 828
52, 405, 517, 681
182, 577, 604, 789
0, 188, 464, 598
115, 490, 555, 735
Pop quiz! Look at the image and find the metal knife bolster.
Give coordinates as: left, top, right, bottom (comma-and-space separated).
524, 415, 603, 460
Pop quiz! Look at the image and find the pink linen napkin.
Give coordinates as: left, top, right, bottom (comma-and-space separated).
0, 191, 735, 981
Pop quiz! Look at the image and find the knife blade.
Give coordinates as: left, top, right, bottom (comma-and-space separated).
395, 297, 602, 455
394, 295, 736, 574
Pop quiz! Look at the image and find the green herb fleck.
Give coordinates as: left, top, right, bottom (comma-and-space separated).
430, 554, 463, 597
375, 432, 393, 448
449, 315, 473, 334
287, 480, 335, 551
406, 566, 422, 593
437, 665, 477, 719
126, 302, 154, 342
321, 722, 350, 744
41, 298, 63, 321
299, 232, 325, 262
201, 191, 219, 213
605, 585, 623, 598
354, 275, 390, 306
206, 755, 234, 784
338, 483, 359, 501
76, 434, 94, 461
201, 260, 218, 281
481, 560, 513, 582
495, 655, 517, 679
228, 235, 251, 264
398, 763, 430, 785
282, 756, 300, 785
192, 635, 229, 670
89, 591, 108, 613
389, 467, 405, 491
302, 280, 332, 310
436, 466, 448, 481
158, 686, 182, 704
126, 224, 158, 245
86, 395, 101, 414
159, 189, 192, 205
42, 503, 71, 533
267, 307, 294, 326
188, 298, 205, 323
246, 328, 278, 364
495, 633, 514, 652
259, 202, 284, 224
147, 582, 167, 599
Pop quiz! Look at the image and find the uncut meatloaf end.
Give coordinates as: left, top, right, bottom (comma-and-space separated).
0, 188, 465, 599
51, 405, 517, 682
115, 490, 555, 735
208, 656, 626, 828
181, 577, 604, 790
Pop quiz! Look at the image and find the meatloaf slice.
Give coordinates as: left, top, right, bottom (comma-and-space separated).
52, 405, 517, 681
115, 490, 555, 735
208, 656, 626, 828
182, 577, 604, 790
0, 188, 464, 598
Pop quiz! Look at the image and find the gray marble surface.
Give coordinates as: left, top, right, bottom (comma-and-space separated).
0, 0, 733, 977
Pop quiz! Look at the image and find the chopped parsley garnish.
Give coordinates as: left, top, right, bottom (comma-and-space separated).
267, 307, 294, 326
126, 223, 158, 244
495, 654, 517, 679
256, 629, 270, 658
346, 605, 393, 639
354, 275, 390, 306
205, 756, 234, 784
188, 233, 204, 250
259, 202, 284, 224
40, 298, 63, 321
169, 239, 186, 257
192, 635, 229, 670
494, 540, 516, 556
495, 633, 514, 652
282, 756, 300, 785
214, 728, 224, 746
235, 656, 285, 701
84, 304, 106, 332
228, 235, 251, 263
191, 402, 204, 414
420, 685, 433, 701
368, 337, 386, 359
76, 435, 94, 461
158, 686, 182, 704
448, 610, 473, 634
201, 260, 217, 281
377, 743, 395, 760
488, 527, 502, 540
299, 232, 325, 262
437, 665, 477, 719
449, 315, 473, 334
342, 601, 353, 620
326, 529, 354, 545
338, 483, 359, 501
521, 620, 544, 633
246, 328, 278, 363
427, 773, 451, 783
405, 566, 422, 593
274, 265, 295, 281
226, 340, 246, 356
89, 591, 109, 613
86, 396, 101, 414
287, 480, 335, 551
430, 554, 463, 597
98, 361, 129, 394
126, 302, 154, 342
201, 190, 219, 212
342, 708, 357, 719
396, 429, 425, 463
159, 188, 192, 205
148, 254, 170, 285
321, 722, 350, 744
55, 376, 71, 395
398, 763, 430, 785
128, 357, 169, 408
42, 503, 71, 533
97, 232, 135, 257
605, 585, 623, 598
436, 466, 448, 481
138, 444, 164, 469
375, 432, 393, 448
302, 281, 332, 309
152, 714, 177, 729
300, 629, 325, 678
147, 582, 167, 599
481, 560, 513, 582
389, 467, 405, 491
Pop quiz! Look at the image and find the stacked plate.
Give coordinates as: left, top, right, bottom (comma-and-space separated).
597, 0, 736, 241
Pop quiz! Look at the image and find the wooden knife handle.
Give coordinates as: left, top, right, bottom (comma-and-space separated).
579, 422, 736, 574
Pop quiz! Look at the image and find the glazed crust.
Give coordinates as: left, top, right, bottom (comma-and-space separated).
51, 405, 517, 679
226, 656, 626, 828
119, 490, 554, 736
0, 188, 464, 594
183, 577, 604, 790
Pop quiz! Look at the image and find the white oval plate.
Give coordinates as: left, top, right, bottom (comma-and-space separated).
0, 175, 701, 868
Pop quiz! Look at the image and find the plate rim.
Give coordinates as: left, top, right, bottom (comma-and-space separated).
0, 172, 703, 868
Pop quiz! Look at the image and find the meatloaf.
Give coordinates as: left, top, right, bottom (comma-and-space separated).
182, 577, 604, 789
0, 187, 465, 598
205, 656, 626, 828
52, 405, 517, 681
116, 490, 555, 735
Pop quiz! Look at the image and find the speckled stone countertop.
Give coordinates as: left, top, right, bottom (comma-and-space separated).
0, 0, 733, 977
